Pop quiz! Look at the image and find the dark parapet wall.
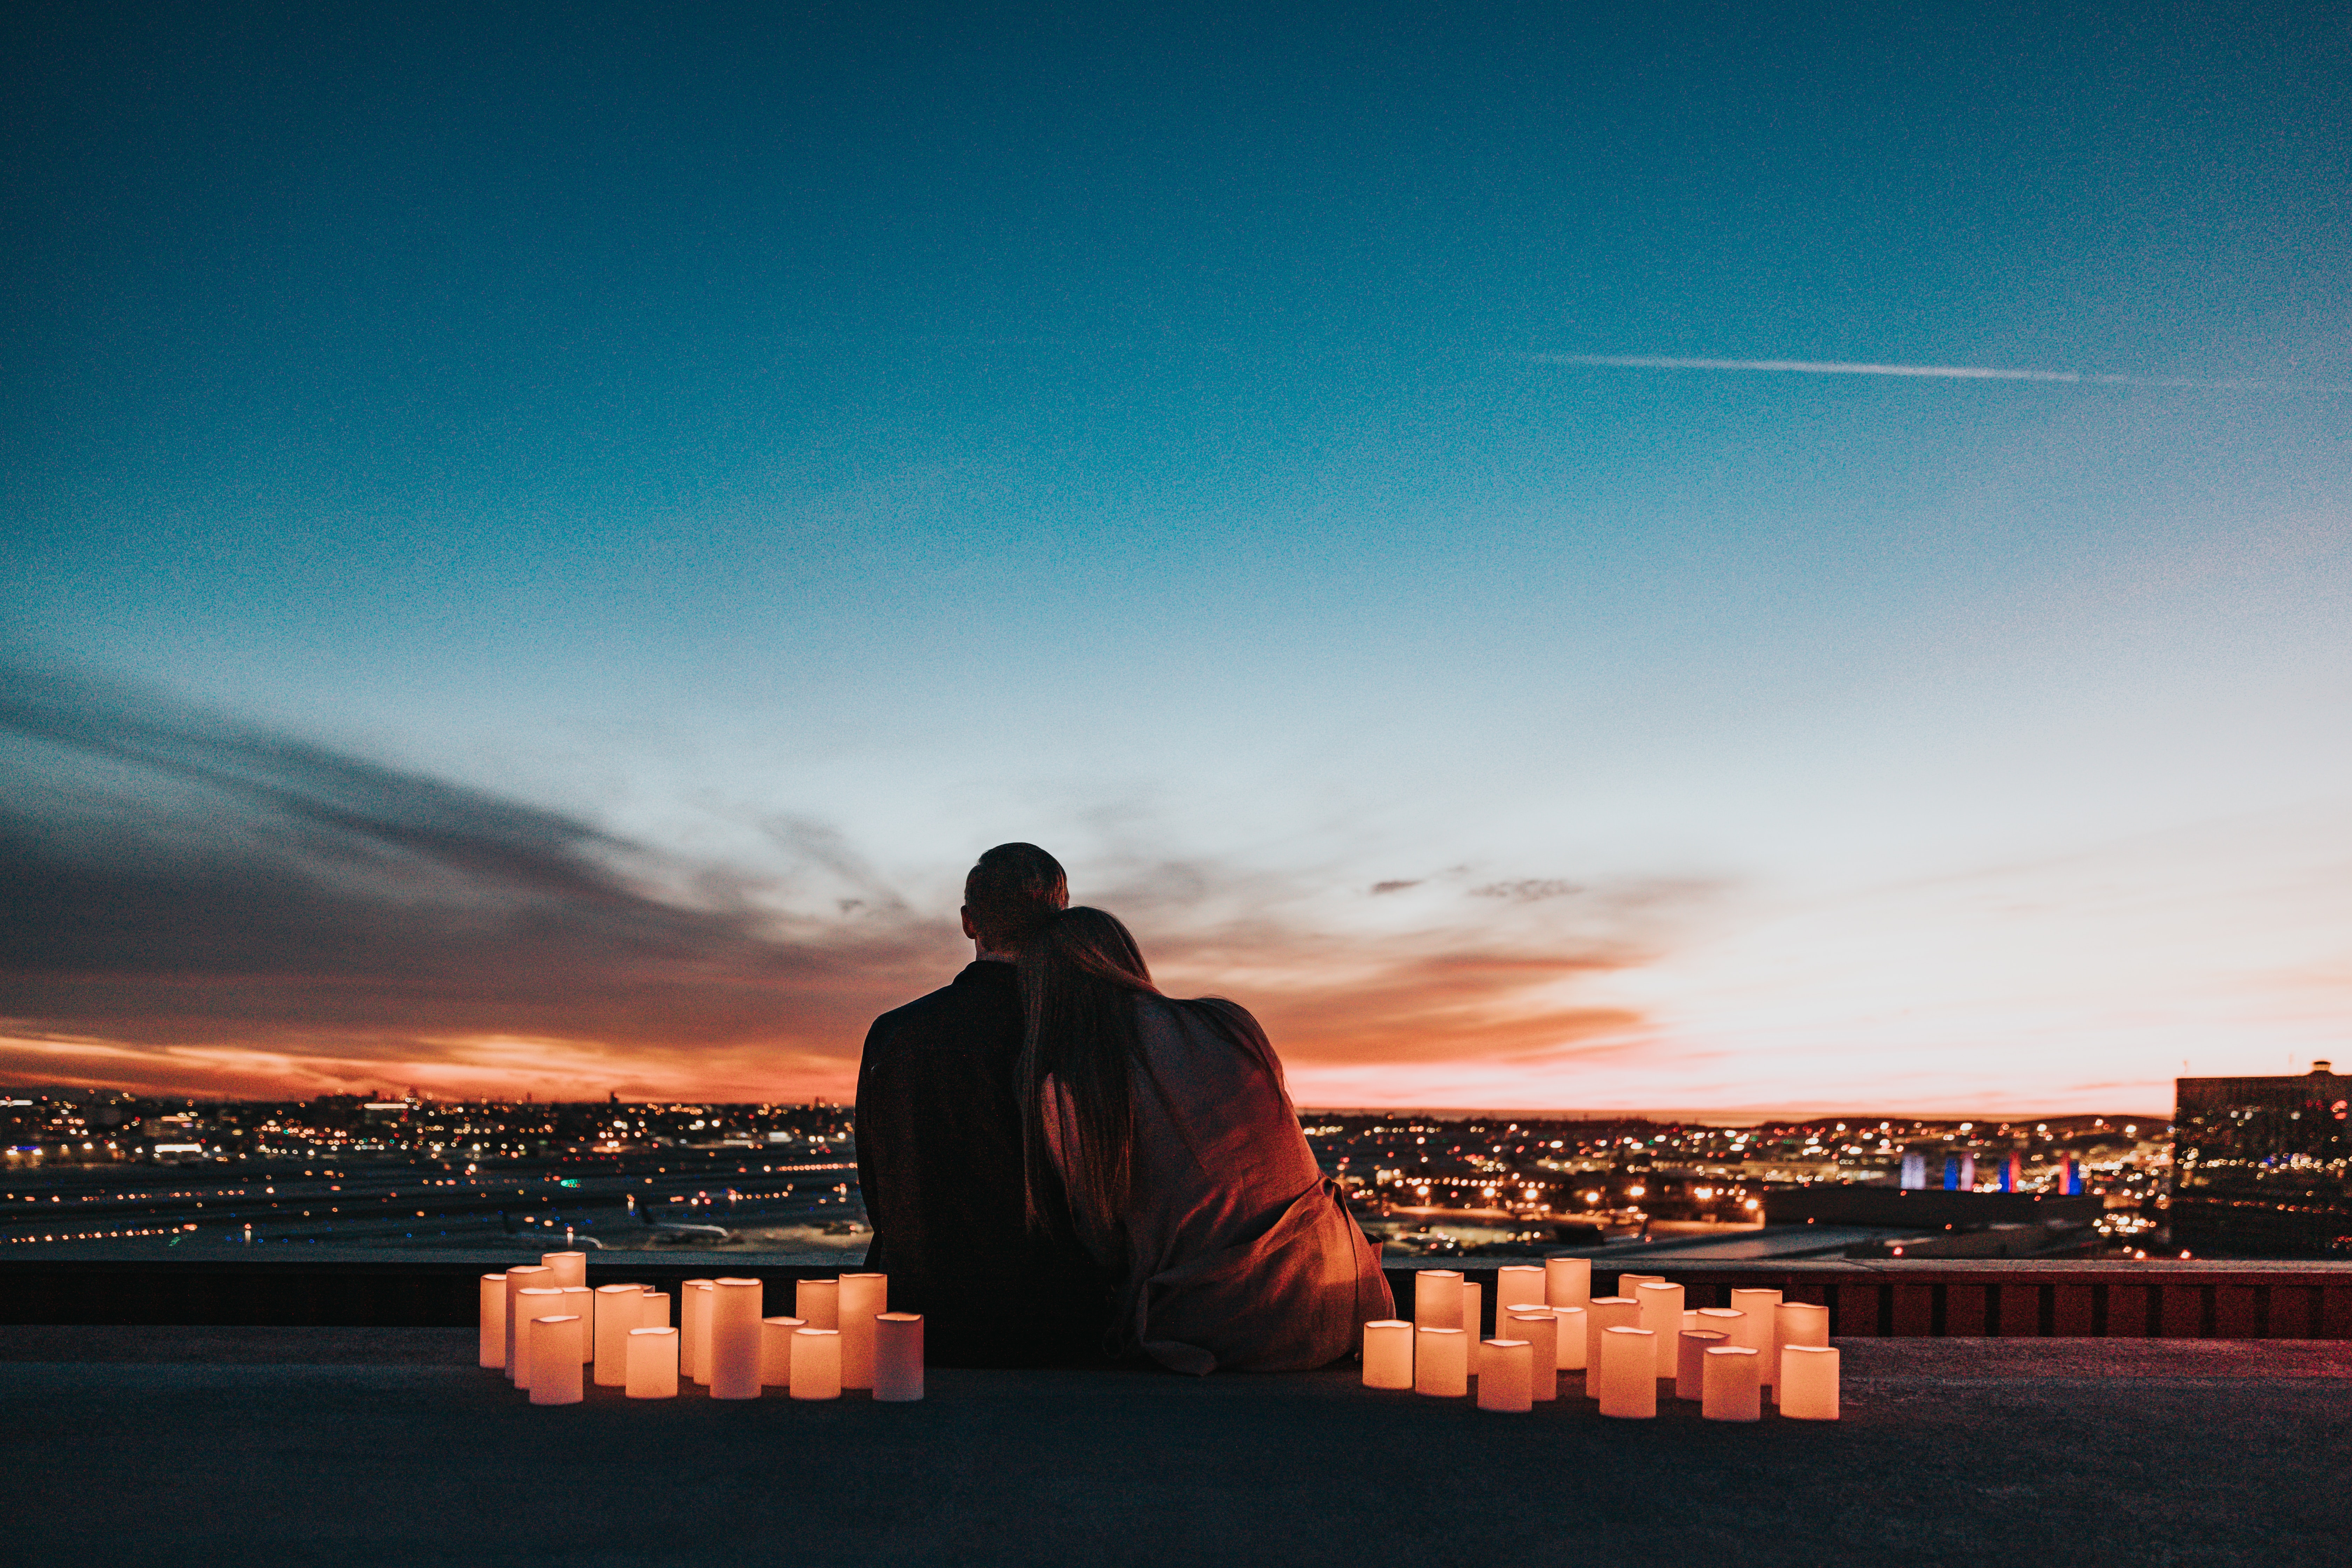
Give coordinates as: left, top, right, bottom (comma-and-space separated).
7, 1257, 2352, 1340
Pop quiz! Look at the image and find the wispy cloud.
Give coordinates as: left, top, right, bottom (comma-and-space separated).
0, 663, 946, 1097
1525, 353, 2352, 393
0, 665, 1698, 1100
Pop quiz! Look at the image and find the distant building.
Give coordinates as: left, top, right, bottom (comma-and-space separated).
2172, 1064, 2352, 1257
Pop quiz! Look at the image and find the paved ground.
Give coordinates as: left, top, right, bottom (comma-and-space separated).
1, 1329, 2344, 1567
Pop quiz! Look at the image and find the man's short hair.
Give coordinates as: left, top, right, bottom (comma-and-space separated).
964, 843, 1069, 952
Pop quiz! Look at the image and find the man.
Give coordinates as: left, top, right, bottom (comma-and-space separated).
854, 843, 1111, 1365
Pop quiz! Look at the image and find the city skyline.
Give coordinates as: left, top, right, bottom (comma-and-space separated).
6, 5, 2348, 1113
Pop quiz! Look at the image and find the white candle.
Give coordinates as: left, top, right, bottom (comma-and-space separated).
796, 1277, 840, 1330
790, 1327, 842, 1400
707, 1278, 764, 1399
761, 1316, 805, 1385
527, 1314, 583, 1405
682, 1280, 715, 1384
512, 1288, 566, 1390
479, 1274, 507, 1369
1413, 1270, 1463, 1330
1771, 1302, 1829, 1401
838, 1272, 887, 1390
874, 1313, 925, 1402
1582, 1297, 1639, 1393
1696, 1306, 1744, 1344
1544, 1257, 1591, 1310
1362, 1320, 1413, 1389
1675, 1329, 1727, 1400
503, 1266, 551, 1381
559, 1285, 594, 1362
640, 1290, 671, 1331
1506, 1312, 1557, 1400
1727, 1289, 1782, 1377
1596, 1326, 1657, 1418
1779, 1344, 1840, 1420
1702, 1344, 1761, 1420
625, 1326, 679, 1399
1493, 1266, 1545, 1312
540, 1251, 587, 1289
1476, 1340, 1533, 1412
1413, 1327, 1468, 1396
1633, 1282, 1685, 1376
1461, 1282, 1483, 1376
1551, 1306, 1588, 1371
593, 1284, 642, 1385
1616, 1272, 1665, 1295
1681, 1310, 1699, 1333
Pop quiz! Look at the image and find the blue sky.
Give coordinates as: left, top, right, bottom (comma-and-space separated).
5, 2, 2348, 1109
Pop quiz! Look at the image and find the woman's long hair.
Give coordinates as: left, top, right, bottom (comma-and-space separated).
1015, 906, 1160, 1238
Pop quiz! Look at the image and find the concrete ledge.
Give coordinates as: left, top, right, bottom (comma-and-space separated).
2, 1327, 2344, 1566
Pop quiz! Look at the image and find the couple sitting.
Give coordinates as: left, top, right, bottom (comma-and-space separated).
855, 843, 1394, 1372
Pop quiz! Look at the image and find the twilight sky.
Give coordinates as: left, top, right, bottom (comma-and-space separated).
5, 2, 2348, 1114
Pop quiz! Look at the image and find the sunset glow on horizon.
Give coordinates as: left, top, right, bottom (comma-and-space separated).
5, 6, 2347, 1115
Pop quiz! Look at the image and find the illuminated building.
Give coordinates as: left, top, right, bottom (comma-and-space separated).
2172, 1064, 2352, 1257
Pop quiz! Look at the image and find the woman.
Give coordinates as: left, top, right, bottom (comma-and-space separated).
1016, 906, 1393, 1373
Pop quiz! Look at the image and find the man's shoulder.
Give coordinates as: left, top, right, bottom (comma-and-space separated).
865, 964, 1018, 1056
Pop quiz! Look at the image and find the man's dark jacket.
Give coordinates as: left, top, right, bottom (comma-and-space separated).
856, 960, 1111, 1366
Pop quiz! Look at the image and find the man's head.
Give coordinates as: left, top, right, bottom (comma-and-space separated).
961, 842, 1068, 957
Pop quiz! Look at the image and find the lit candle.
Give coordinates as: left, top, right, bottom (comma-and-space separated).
761, 1316, 805, 1384
593, 1284, 642, 1385
527, 1313, 584, 1406
1461, 1282, 1483, 1376
796, 1277, 840, 1330
1727, 1288, 1781, 1372
625, 1326, 679, 1399
640, 1290, 671, 1330
838, 1272, 887, 1390
1616, 1272, 1664, 1295
559, 1286, 594, 1362
1506, 1312, 1557, 1400
479, 1274, 507, 1370
1582, 1297, 1639, 1394
1544, 1257, 1591, 1310
707, 1279, 764, 1399
1552, 1306, 1588, 1372
1702, 1344, 1760, 1420
512, 1288, 566, 1390
874, 1313, 925, 1402
503, 1265, 551, 1381
1494, 1266, 1545, 1312
681, 1280, 715, 1384
1476, 1340, 1533, 1412
1413, 1270, 1463, 1330
1778, 1344, 1840, 1420
1681, 1310, 1699, 1334
1770, 1302, 1829, 1401
1596, 1326, 1657, 1418
1413, 1327, 1467, 1396
1675, 1328, 1727, 1400
540, 1251, 587, 1289
1633, 1282, 1685, 1376
1361, 1320, 1414, 1389
790, 1327, 842, 1400
1697, 1306, 1743, 1341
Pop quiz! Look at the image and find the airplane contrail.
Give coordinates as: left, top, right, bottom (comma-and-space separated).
1524, 353, 2350, 393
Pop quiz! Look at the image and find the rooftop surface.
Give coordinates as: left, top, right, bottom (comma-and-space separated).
4, 1328, 2343, 1566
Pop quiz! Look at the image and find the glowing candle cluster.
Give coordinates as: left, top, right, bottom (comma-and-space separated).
480, 1258, 923, 1407
1364, 1269, 1841, 1422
